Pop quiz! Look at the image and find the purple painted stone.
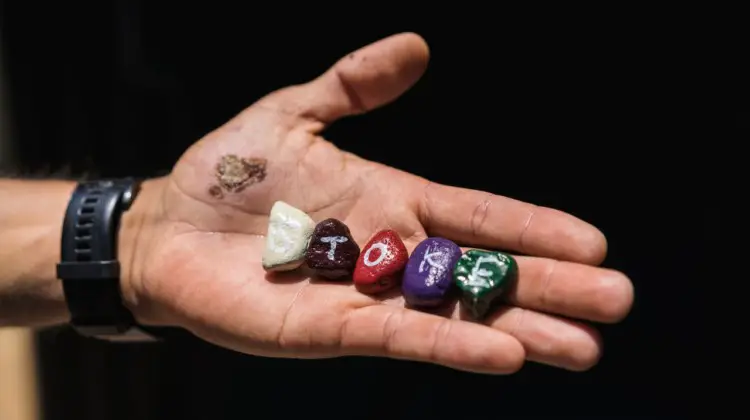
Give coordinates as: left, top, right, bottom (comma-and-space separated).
402, 237, 462, 307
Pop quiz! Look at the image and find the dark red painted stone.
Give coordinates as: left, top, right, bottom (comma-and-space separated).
305, 218, 360, 280
353, 229, 408, 294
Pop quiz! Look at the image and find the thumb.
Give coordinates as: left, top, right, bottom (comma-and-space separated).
257, 32, 430, 126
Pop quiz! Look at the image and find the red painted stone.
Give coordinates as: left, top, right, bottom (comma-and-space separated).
353, 229, 409, 294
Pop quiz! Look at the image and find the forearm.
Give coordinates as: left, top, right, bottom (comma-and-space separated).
0, 180, 75, 326
0, 178, 164, 328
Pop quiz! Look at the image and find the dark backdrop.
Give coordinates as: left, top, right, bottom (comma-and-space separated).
1, 3, 720, 418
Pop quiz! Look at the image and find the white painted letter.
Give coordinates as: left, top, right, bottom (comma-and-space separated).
419, 246, 445, 273
465, 255, 507, 287
363, 242, 388, 267
320, 236, 348, 260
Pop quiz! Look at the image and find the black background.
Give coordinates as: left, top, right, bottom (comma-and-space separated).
1, 3, 726, 418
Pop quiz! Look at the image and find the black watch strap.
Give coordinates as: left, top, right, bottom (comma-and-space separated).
56, 178, 156, 341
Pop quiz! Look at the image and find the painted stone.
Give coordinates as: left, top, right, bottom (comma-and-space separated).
353, 230, 408, 294
305, 218, 360, 279
453, 249, 518, 320
402, 237, 462, 307
261, 201, 315, 271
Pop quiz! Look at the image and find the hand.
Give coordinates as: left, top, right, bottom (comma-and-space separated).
125, 33, 634, 374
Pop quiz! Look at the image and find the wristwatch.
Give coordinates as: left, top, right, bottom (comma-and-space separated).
56, 178, 156, 342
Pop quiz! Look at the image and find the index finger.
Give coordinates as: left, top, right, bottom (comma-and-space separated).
417, 182, 607, 264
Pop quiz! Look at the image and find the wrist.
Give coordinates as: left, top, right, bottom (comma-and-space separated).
117, 177, 167, 326
0, 177, 168, 329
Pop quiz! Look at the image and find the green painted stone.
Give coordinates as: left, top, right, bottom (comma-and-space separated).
453, 249, 518, 320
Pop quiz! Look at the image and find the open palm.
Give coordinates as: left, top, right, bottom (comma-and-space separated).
128, 33, 633, 374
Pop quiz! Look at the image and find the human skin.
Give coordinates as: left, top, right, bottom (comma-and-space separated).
0, 33, 633, 374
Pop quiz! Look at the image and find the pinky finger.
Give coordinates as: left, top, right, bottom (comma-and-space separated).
340, 305, 526, 374
487, 307, 603, 371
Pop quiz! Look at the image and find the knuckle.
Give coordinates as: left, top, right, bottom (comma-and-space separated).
538, 259, 558, 308
275, 283, 309, 349
429, 318, 453, 362
418, 181, 434, 227
505, 307, 528, 338
381, 311, 403, 354
470, 193, 493, 239
337, 310, 354, 350
518, 205, 538, 252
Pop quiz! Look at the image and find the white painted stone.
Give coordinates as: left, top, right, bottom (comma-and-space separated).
262, 201, 315, 271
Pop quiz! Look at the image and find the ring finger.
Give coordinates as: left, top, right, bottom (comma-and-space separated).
507, 255, 633, 323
